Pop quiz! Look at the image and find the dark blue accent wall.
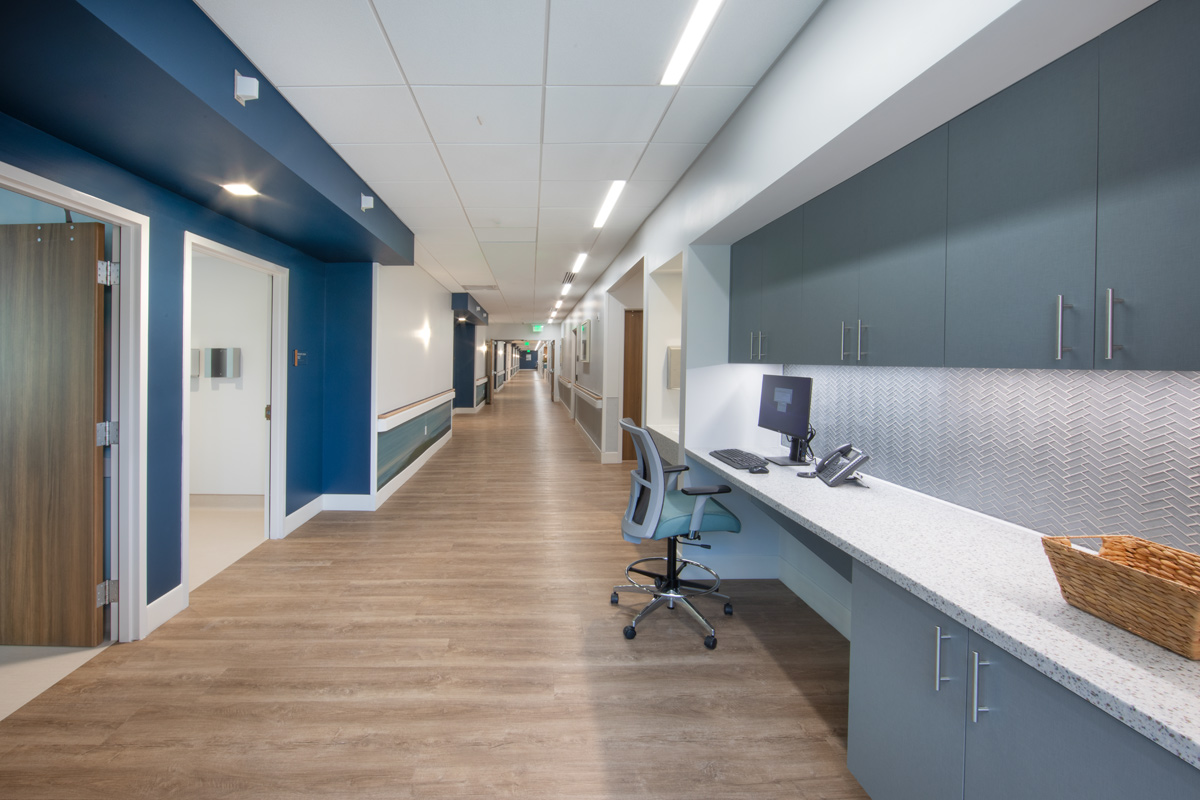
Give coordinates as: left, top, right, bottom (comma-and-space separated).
453, 323, 478, 408
322, 264, 374, 495
0, 112, 333, 602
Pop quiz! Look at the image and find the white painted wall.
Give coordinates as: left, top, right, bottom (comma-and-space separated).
375, 264, 453, 413
189, 254, 271, 495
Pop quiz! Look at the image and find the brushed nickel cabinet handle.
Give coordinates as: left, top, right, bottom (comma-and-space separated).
1105, 288, 1124, 360
1055, 295, 1073, 361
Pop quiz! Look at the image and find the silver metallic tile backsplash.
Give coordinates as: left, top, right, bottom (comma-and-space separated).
783, 365, 1200, 554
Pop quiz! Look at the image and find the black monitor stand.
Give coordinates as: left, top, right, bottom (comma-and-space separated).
766, 437, 809, 467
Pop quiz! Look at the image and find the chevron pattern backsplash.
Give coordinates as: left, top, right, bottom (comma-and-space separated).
783, 365, 1200, 554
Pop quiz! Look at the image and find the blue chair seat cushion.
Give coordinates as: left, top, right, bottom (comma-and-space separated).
652, 490, 741, 540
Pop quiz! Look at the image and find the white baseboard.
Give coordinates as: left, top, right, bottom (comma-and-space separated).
600, 451, 622, 464
453, 403, 482, 415
145, 583, 188, 636
324, 493, 376, 511
375, 431, 452, 508
779, 560, 852, 639
284, 495, 323, 535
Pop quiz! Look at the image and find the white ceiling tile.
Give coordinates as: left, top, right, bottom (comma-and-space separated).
685, 0, 822, 86
537, 227, 600, 248
539, 181, 609, 208
440, 145, 541, 182
631, 142, 706, 181
538, 242, 586, 264
653, 86, 751, 143
622, 180, 676, 209
335, 144, 447, 182
546, 1, 693, 85
475, 228, 538, 243
412, 86, 543, 144
196, 0, 402, 86
395, 206, 472, 232
481, 242, 537, 273
541, 143, 643, 181
537, 207, 595, 229
543, 87, 673, 143
454, 181, 540, 208
279, 86, 428, 145
372, 181, 460, 209
465, 207, 539, 228
374, 0, 546, 85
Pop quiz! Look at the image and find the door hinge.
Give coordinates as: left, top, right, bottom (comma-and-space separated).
96, 421, 118, 446
96, 579, 119, 608
97, 260, 120, 286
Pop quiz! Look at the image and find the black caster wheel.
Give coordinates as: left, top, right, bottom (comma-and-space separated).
624, 625, 637, 640
724, 603, 733, 615
611, 592, 619, 605
704, 635, 717, 650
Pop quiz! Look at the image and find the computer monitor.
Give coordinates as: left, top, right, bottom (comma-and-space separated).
758, 374, 813, 466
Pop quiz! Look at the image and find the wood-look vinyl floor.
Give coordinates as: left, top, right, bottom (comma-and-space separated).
0, 372, 868, 799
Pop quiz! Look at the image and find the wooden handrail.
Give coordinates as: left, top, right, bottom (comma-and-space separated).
574, 384, 602, 402
378, 389, 455, 420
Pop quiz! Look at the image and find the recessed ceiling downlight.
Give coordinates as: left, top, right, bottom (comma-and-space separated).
221, 183, 259, 197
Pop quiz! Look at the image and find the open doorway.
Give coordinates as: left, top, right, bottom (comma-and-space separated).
608, 258, 645, 460
183, 236, 288, 594
0, 163, 150, 718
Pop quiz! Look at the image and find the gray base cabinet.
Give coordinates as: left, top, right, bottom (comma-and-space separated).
848, 563, 1200, 800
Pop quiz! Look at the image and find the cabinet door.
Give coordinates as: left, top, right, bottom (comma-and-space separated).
848, 563, 967, 800
800, 167, 865, 365
759, 206, 804, 364
728, 234, 762, 363
1096, 0, 1200, 371
964, 632, 1200, 799
946, 44, 1098, 369
855, 126, 948, 367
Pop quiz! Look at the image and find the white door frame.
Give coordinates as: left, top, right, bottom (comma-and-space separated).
181, 234, 289, 604
0, 160, 150, 643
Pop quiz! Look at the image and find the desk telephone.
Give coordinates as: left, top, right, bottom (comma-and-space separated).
809, 443, 869, 486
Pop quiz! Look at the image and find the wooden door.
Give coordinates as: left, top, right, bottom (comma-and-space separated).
0, 222, 106, 646
621, 309, 643, 460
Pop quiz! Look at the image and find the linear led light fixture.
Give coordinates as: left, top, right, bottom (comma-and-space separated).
571, 253, 587, 273
661, 0, 724, 85
221, 182, 259, 196
593, 181, 626, 228
560, 283, 571, 295
555, 300, 563, 309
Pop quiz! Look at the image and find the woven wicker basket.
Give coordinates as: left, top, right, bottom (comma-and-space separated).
1042, 535, 1200, 660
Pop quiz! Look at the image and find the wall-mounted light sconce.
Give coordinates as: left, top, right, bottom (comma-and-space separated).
361, 194, 374, 212
234, 70, 259, 106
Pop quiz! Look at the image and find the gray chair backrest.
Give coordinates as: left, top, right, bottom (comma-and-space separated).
619, 418, 665, 542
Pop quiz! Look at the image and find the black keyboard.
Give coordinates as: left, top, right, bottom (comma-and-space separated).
709, 448, 768, 470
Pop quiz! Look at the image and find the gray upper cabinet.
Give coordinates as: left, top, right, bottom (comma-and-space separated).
1096, 0, 1200, 371
802, 127, 947, 367
728, 208, 803, 364
728, 234, 762, 364
759, 207, 804, 364
945, 44, 1099, 369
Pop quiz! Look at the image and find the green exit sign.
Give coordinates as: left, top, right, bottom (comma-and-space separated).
532, 324, 543, 332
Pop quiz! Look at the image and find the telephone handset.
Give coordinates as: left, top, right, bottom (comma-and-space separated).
813, 443, 869, 487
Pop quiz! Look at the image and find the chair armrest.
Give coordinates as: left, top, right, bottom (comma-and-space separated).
662, 464, 689, 474
662, 462, 689, 491
680, 484, 731, 496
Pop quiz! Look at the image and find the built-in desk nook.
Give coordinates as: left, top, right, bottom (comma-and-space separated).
687, 449, 1200, 798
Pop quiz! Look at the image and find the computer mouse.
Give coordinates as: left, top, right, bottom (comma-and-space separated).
749, 465, 769, 474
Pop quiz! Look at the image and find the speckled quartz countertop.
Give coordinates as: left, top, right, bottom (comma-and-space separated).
687, 448, 1200, 770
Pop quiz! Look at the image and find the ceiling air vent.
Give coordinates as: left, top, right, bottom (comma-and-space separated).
561, 272, 575, 284
460, 284, 498, 291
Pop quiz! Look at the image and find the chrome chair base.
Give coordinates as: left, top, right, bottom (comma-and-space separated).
612, 544, 732, 649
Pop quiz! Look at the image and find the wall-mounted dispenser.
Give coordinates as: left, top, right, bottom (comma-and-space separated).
190, 349, 202, 378
205, 347, 242, 378
667, 346, 681, 390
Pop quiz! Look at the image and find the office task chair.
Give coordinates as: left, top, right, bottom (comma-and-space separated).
612, 419, 741, 649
